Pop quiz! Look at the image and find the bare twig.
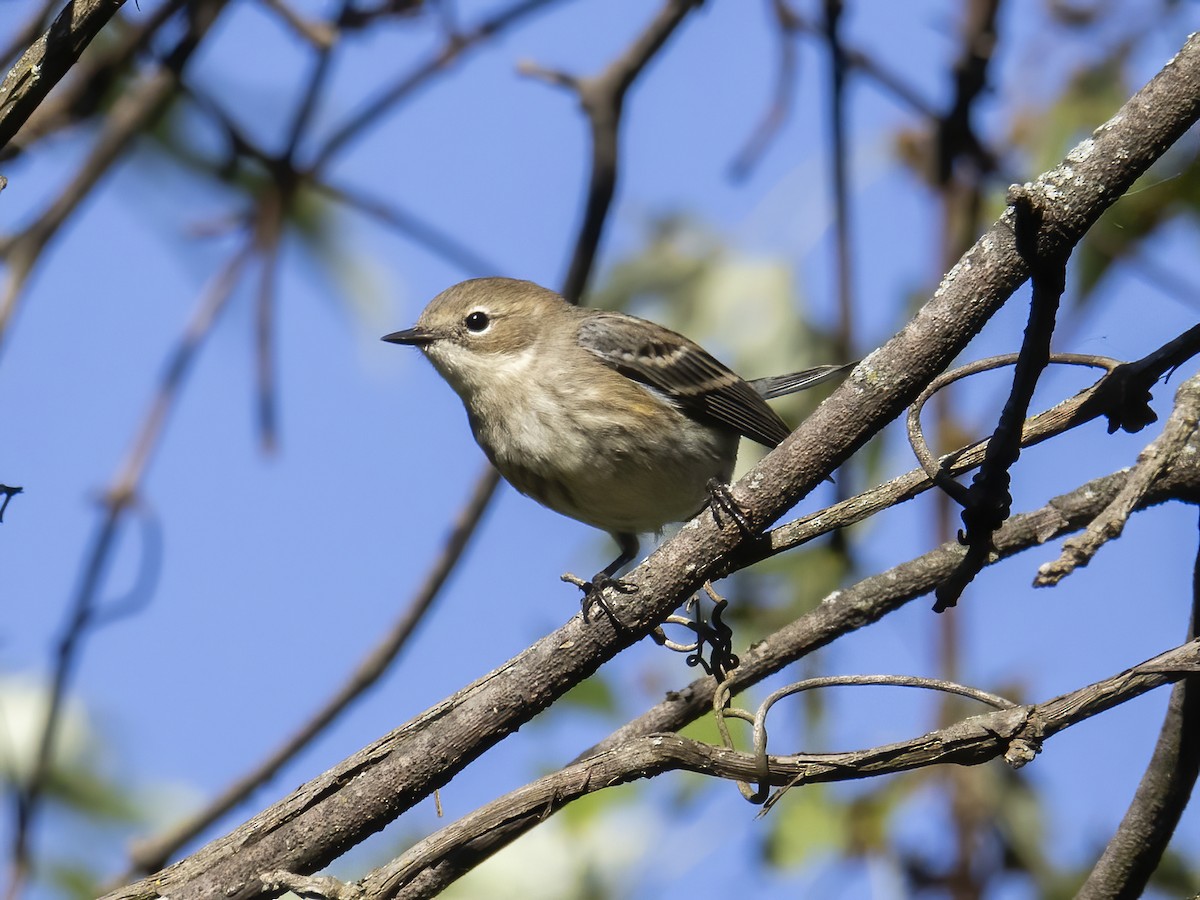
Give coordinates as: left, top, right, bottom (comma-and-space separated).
258, 0, 337, 49
727, 0, 800, 180
521, 0, 702, 302
1077, 512, 1200, 898
936, 182, 1070, 611
312, 180, 503, 276
311, 0, 559, 172
1036, 373, 1200, 585
253, 195, 284, 453
0, 484, 21, 522
748, 323, 1199, 569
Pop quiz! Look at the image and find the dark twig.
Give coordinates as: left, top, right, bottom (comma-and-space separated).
1035, 372, 1200, 585
521, 0, 703, 302
1076, 511, 1200, 899
906, 353, 1123, 508
258, 0, 337, 50
311, 0, 559, 173
727, 0, 800, 181
0, 485, 21, 522
283, 0, 353, 160
755, 322, 1200, 569
657, 583, 739, 679
823, 0, 854, 364
254, 198, 284, 453
935, 184, 1070, 611
820, 0, 857, 555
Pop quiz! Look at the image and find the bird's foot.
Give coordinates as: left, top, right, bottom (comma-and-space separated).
562, 570, 637, 625
706, 478, 755, 537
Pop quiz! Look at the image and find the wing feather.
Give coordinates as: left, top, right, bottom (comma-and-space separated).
578, 313, 792, 448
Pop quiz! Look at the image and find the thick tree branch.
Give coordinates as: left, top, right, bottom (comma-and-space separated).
0, 0, 126, 153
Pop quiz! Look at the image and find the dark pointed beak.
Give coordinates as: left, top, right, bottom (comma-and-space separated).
382, 327, 435, 346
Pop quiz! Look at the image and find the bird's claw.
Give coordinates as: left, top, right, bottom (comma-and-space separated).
706, 478, 754, 537
562, 570, 636, 625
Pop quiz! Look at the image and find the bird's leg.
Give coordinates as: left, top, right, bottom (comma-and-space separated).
706, 478, 755, 537
562, 532, 639, 624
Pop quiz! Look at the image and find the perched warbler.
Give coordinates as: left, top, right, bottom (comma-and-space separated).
384, 277, 851, 594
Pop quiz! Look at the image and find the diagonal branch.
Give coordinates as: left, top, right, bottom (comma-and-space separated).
0, 0, 126, 152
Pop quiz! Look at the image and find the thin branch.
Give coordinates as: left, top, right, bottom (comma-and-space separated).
1076, 511, 1200, 899
727, 0, 800, 180
282, 0, 353, 160
521, 0, 702, 301
258, 0, 337, 50
310, 0, 559, 173
748, 322, 1198, 569
1035, 373, 1200, 585
254, 196, 284, 453
312, 180, 503, 276
0, 485, 22, 523
936, 182, 1070, 611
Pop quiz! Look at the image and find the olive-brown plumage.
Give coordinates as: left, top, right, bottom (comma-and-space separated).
384, 277, 851, 583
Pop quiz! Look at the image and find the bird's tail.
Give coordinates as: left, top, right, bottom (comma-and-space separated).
748, 362, 857, 399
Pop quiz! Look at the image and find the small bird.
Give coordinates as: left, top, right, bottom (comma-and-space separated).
384, 277, 851, 598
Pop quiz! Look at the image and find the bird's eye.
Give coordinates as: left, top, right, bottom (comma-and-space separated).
464, 311, 490, 333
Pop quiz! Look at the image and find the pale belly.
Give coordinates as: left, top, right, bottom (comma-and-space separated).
473, 393, 739, 535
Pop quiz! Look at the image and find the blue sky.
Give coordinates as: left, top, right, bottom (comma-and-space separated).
3, 0, 1199, 897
